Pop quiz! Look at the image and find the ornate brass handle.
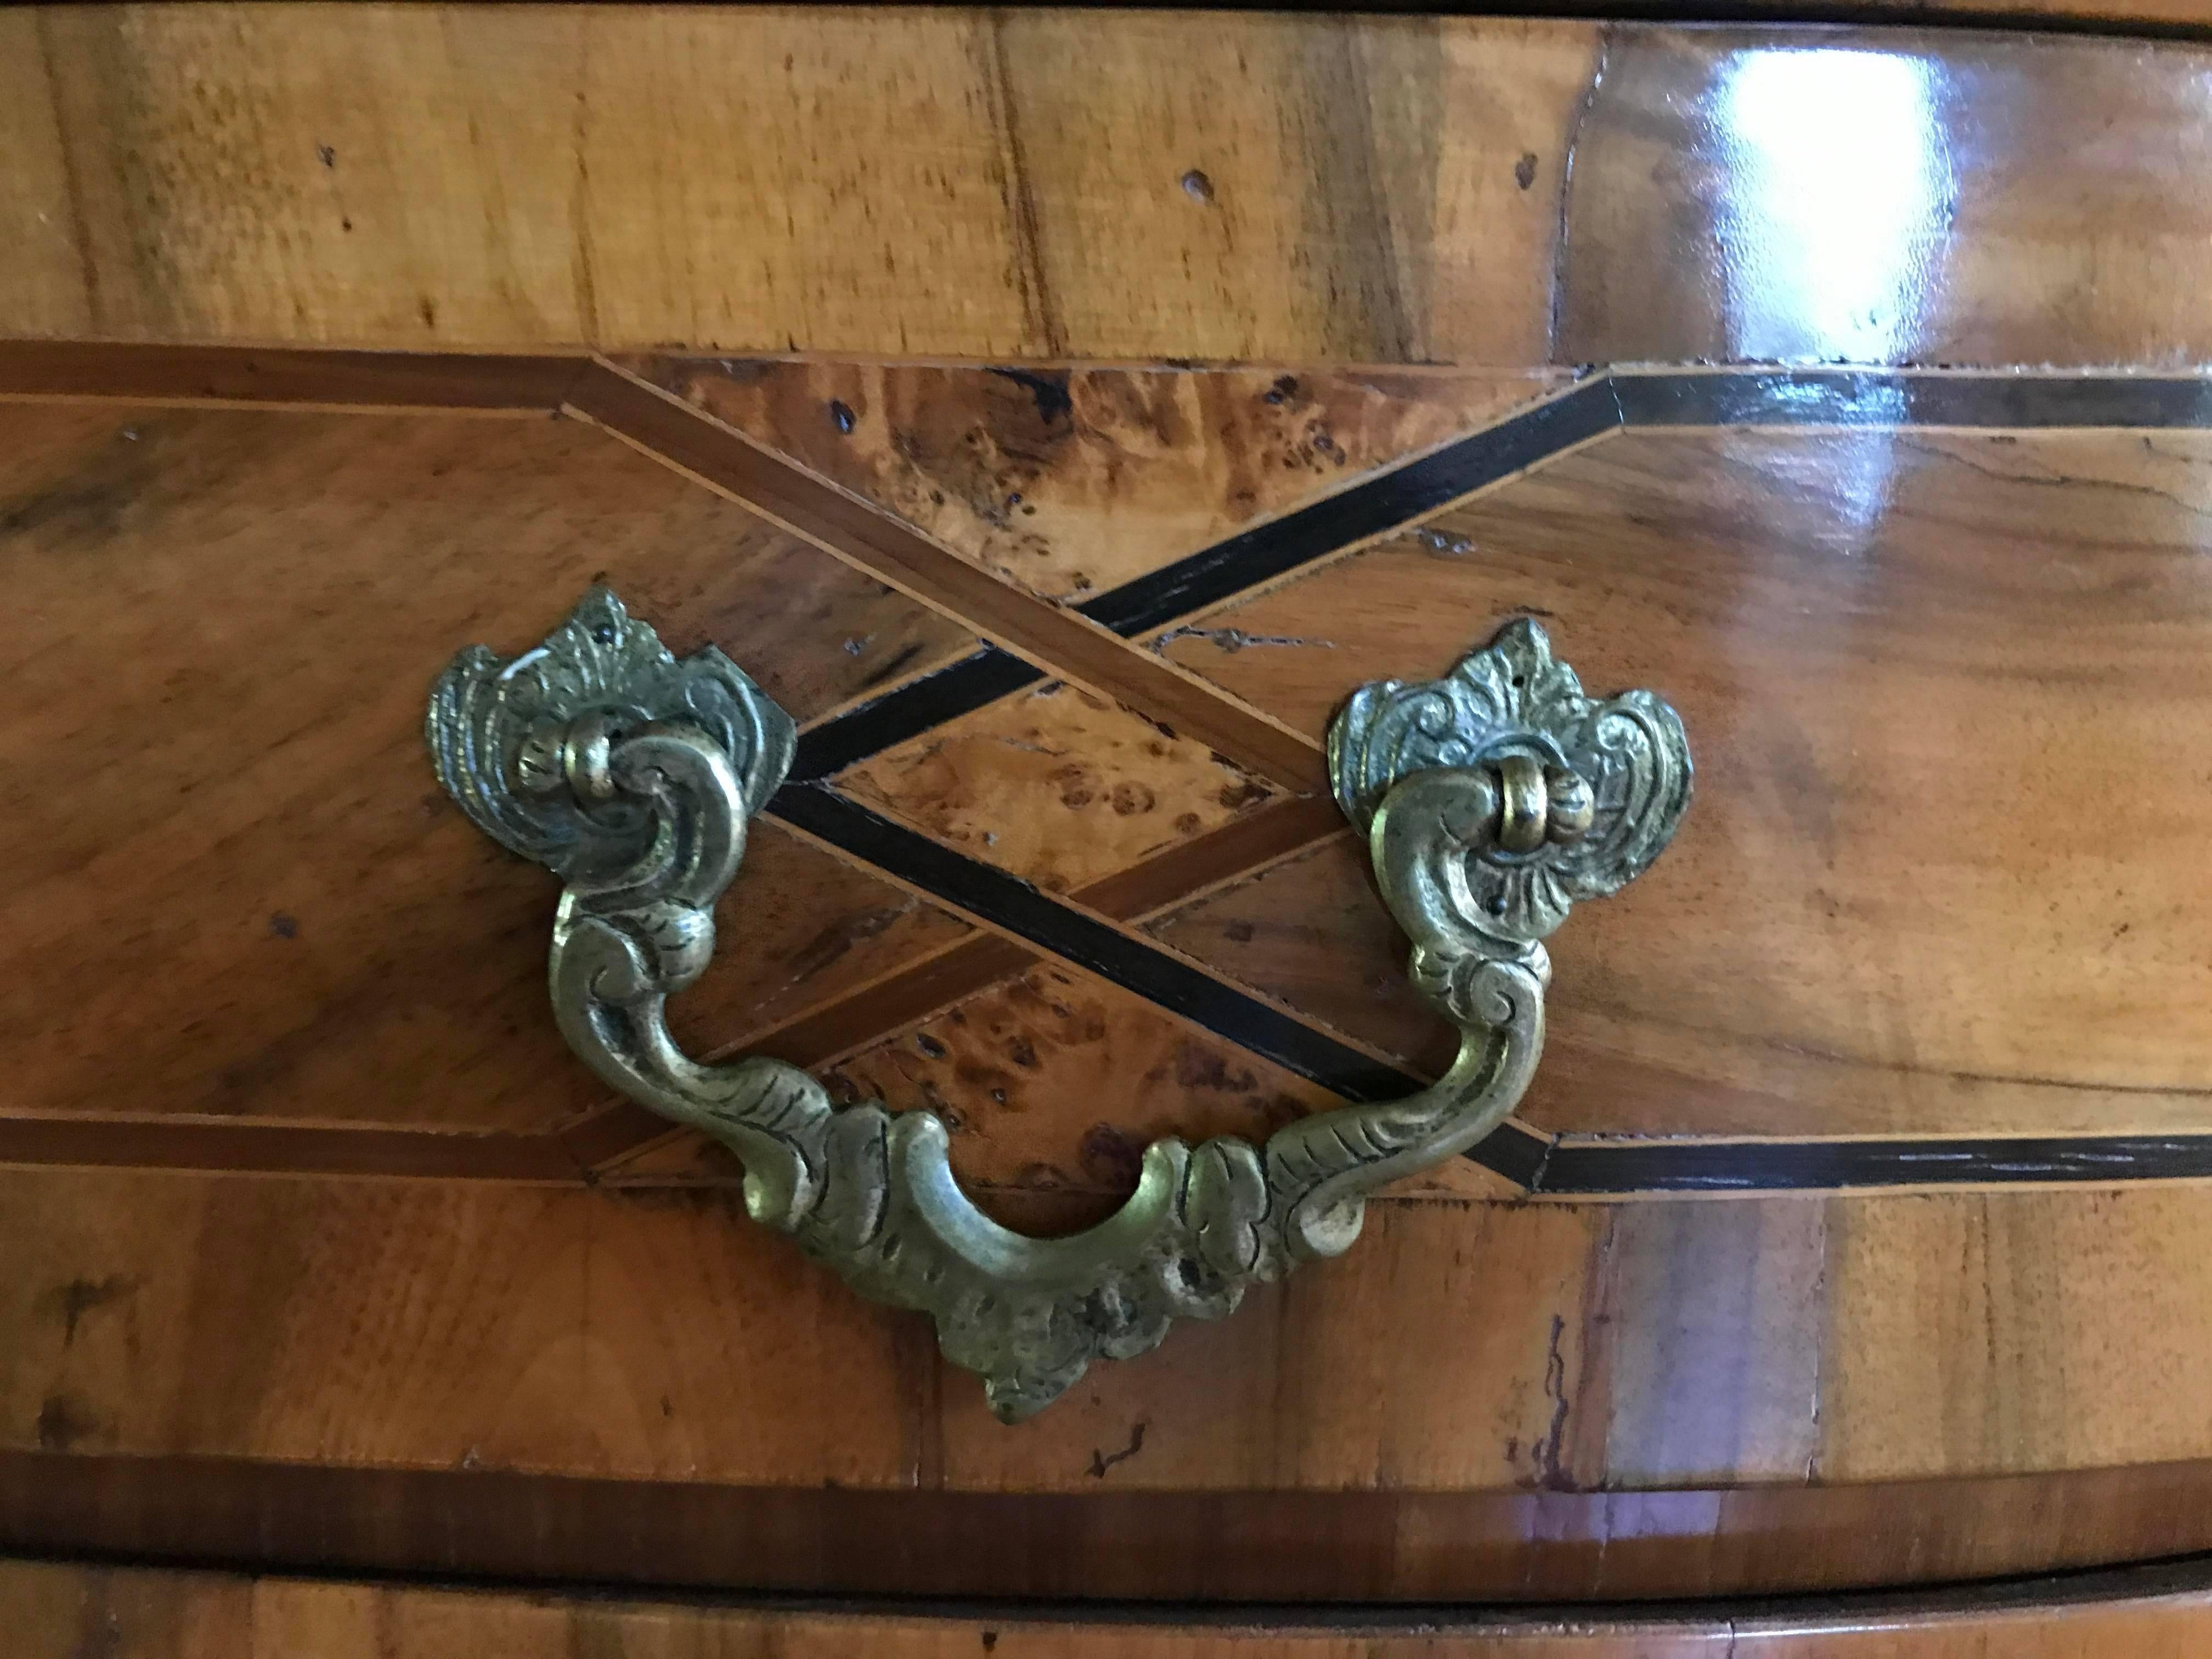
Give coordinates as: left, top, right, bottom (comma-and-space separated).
428, 589, 1689, 1422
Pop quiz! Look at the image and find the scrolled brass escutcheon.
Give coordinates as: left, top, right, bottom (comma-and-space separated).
427, 589, 1690, 1422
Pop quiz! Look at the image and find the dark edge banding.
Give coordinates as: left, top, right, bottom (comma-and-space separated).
1532, 1132, 2212, 1194
14, 1449, 2212, 1605
1468, 1119, 1555, 1188
1614, 369, 2212, 430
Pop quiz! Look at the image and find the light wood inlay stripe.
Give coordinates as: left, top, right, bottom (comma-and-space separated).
0, 340, 585, 412
566, 360, 1328, 792
0, 1115, 580, 1182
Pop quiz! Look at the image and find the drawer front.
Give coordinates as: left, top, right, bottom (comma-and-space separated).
8, 4, 2212, 1605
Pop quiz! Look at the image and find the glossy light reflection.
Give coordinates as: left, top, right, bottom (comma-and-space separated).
1716, 50, 1955, 363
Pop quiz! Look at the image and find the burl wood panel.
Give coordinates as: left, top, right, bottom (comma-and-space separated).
623, 358, 1566, 601
20, 1558, 2212, 1659
662, 820, 975, 1065
0, 404, 973, 1133
1165, 427, 2212, 1139
572, 363, 1329, 792
16, 13, 2212, 366
798, 967, 1498, 1228
839, 682, 1278, 893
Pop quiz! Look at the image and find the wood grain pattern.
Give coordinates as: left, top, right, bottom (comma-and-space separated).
812, 966, 1496, 1228
1166, 427, 2212, 1140
0, 1115, 581, 1182
11, 8, 1591, 363
0, 403, 972, 1133
623, 357, 1566, 602
21, 1557, 2212, 1658
0, 340, 583, 412
661, 819, 975, 1064
0, 14, 91, 343
582, 795, 1359, 1177
504, 794, 1354, 1180
21, 1456, 2212, 1605
15, 1164, 2212, 1500
571, 363, 1326, 790
19, 14, 2212, 366
1558, 29, 2212, 368
839, 682, 1278, 894
1150, 837, 1457, 1079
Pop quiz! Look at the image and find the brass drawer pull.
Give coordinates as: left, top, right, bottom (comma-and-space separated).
428, 589, 1690, 1421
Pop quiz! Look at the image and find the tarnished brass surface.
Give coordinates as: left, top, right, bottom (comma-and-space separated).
428, 592, 1689, 1421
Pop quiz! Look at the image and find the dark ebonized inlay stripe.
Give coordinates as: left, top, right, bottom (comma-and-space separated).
1532, 1133, 2212, 1194
767, 784, 1553, 1184
1469, 1120, 1555, 1189
1615, 370, 2212, 430
785, 379, 1623, 784
791, 649, 1043, 782
1075, 377, 1623, 637
768, 783, 1424, 1102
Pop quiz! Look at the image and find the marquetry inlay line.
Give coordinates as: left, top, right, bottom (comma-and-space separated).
0, 340, 590, 413
1538, 1132, 2212, 1194
783, 376, 1624, 785
10, 342, 2212, 1192
746, 788, 1562, 1188
1610, 368, 2212, 430
629, 793, 1351, 1080
565, 358, 1329, 792
763, 789, 1428, 1093
0, 1113, 586, 1183
555, 795, 1367, 1176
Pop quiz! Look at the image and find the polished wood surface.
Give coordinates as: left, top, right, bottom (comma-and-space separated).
1165, 423, 2212, 1140
623, 359, 1564, 603
15, 2, 2212, 1609
4, 7, 1584, 363
12, 350, 2212, 1592
21, 1557, 2212, 1656
573, 363, 1327, 789
818, 968, 1496, 1227
1557, 27, 2212, 368
0, 400, 974, 1137
0, 341, 585, 413
839, 682, 1281, 894
14, 12, 2212, 366
12, 1164, 2212, 1498
21, 1452, 2212, 1602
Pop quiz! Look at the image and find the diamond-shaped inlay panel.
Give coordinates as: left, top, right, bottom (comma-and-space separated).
835, 682, 1276, 894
